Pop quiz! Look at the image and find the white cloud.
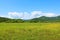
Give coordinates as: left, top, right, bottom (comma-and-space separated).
43, 13, 58, 17
30, 11, 42, 18
8, 12, 23, 19
22, 12, 31, 19
1, 11, 59, 19
8, 11, 43, 19
8, 11, 60, 19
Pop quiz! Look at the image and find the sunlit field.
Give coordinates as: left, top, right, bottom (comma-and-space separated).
0, 23, 60, 40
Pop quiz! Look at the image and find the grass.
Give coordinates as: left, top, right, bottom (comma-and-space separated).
0, 23, 60, 40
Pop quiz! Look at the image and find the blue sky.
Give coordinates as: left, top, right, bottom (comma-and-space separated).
0, 0, 60, 19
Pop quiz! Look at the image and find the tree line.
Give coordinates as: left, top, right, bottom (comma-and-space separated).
0, 16, 60, 23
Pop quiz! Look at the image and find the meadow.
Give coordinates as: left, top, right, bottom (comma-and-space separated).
0, 23, 60, 40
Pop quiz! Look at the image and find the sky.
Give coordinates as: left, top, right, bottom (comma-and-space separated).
0, 0, 60, 19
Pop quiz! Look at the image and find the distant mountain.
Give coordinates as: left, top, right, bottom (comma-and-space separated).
0, 17, 24, 23
29, 16, 60, 23
0, 16, 60, 23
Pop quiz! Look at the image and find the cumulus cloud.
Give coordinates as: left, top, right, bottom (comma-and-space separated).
43, 13, 58, 17
30, 11, 42, 18
8, 12, 23, 19
8, 11, 42, 19
7, 11, 60, 19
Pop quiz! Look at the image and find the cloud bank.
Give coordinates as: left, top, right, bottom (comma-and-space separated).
0, 11, 60, 19
8, 11, 41, 19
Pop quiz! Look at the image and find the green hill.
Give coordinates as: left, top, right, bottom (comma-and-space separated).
0, 16, 60, 23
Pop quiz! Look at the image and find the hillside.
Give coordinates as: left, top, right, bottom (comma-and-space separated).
0, 17, 24, 23
0, 16, 60, 23
29, 16, 60, 23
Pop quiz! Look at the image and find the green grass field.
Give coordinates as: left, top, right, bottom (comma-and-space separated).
0, 23, 60, 40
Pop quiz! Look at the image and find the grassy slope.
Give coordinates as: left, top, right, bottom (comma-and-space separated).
0, 23, 60, 40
